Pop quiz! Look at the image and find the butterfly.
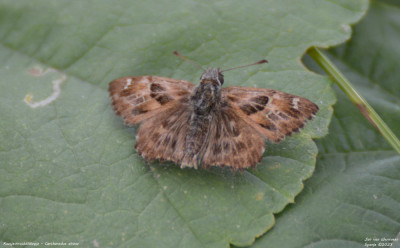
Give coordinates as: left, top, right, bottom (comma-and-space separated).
109, 52, 319, 171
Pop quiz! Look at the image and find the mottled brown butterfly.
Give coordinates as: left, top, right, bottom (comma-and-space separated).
109, 52, 319, 171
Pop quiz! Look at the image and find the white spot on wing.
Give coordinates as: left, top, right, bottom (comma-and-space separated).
293, 98, 300, 110
124, 78, 132, 89
24, 67, 67, 108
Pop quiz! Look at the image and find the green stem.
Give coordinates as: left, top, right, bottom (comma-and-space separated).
308, 47, 400, 154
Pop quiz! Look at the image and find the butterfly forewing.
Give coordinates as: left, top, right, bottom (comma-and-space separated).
222, 86, 319, 142
109, 76, 195, 125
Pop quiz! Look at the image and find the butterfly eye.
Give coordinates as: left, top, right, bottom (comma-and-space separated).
218, 73, 224, 85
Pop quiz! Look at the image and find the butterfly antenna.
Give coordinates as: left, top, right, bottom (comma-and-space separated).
222, 59, 268, 72
173, 51, 205, 71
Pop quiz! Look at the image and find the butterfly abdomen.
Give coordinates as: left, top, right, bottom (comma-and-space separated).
181, 113, 211, 168
181, 80, 222, 168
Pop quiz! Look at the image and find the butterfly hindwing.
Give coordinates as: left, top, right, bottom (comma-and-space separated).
134, 98, 192, 164
222, 86, 319, 142
200, 106, 265, 171
109, 76, 195, 125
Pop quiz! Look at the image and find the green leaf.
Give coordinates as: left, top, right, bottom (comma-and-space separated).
252, 1, 400, 247
0, 0, 367, 247
308, 47, 400, 154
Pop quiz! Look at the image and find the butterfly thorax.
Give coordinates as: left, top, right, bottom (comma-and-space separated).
190, 68, 224, 114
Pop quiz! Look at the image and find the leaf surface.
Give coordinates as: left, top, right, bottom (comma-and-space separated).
252, 1, 400, 247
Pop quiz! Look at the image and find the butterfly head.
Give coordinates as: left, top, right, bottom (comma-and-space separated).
200, 68, 224, 86
173, 51, 267, 87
